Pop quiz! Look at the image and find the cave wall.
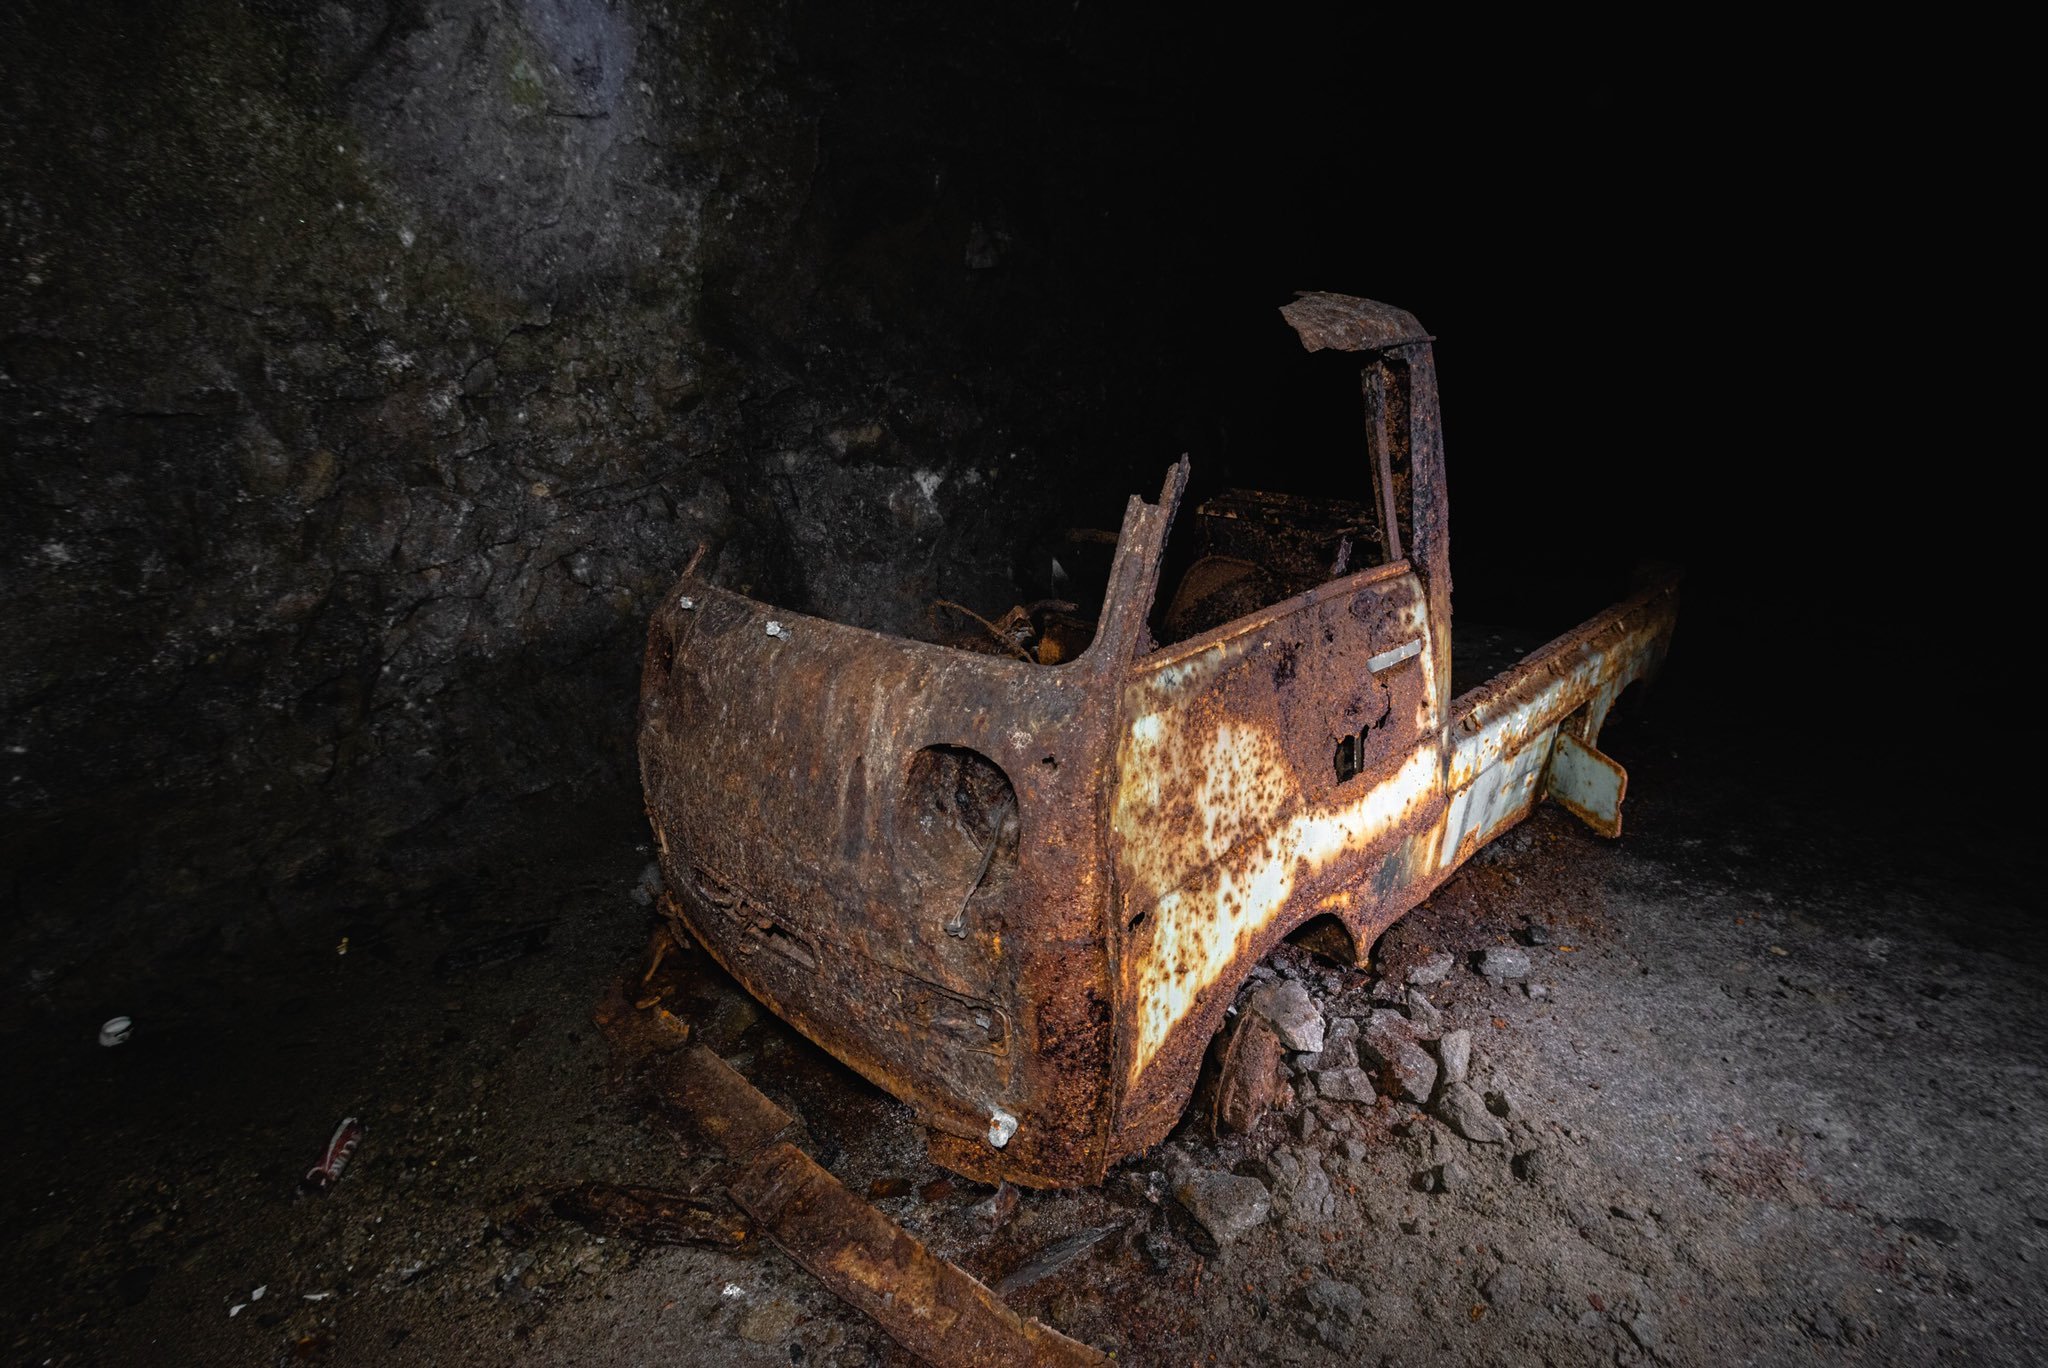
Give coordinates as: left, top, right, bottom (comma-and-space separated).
2, 0, 1181, 998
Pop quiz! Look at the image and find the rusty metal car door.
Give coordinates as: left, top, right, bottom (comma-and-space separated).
1104, 548, 1446, 1130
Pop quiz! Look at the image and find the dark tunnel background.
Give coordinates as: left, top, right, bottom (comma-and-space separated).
0, 1, 2026, 1016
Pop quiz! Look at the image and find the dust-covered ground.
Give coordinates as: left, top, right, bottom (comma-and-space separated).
5, 701, 2044, 1368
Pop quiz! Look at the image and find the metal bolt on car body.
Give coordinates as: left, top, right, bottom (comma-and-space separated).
987, 1108, 1018, 1149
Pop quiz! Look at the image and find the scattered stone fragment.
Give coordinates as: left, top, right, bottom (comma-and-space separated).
1248, 980, 1326, 1054
1361, 1011, 1437, 1104
1304, 1277, 1370, 1352
1523, 982, 1551, 1000
1482, 1265, 1525, 1306
1407, 951, 1456, 986
1524, 920, 1553, 946
1172, 1169, 1271, 1248
1295, 1109, 1318, 1142
1437, 1028, 1472, 1085
1430, 1158, 1467, 1194
1308, 1016, 1360, 1074
1313, 1066, 1377, 1103
1435, 1082, 1508, 1144
1402, 987, 1443, 1035
1627, 1311, 1662, 1351
1511, 1148, 1546, 1182
1478, 946, 1531, 980
1484, 1087, 1514, 1118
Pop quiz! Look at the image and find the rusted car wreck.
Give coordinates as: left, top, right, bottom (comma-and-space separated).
639, 293, 1679, 1189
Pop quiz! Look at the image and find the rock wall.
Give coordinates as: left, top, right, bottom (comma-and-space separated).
2, 0, 1181, 996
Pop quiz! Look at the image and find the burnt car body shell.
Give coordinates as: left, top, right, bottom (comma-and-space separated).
638, 294, 1678, 1187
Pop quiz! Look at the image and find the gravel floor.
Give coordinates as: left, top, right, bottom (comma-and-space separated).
5, 702, 2043, 1367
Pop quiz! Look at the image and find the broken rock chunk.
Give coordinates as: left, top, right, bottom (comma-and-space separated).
1247, 980, 1326, 1054
1407, 952, 1456, 986
1437, 1028, 1473, 1085
1303, 1277, 1370, 1353
1361, 1010, 1438, 1104
1402, 987, 1443, 1036
1305, 1016, 1360, 1074
1435, 1081, 1508, 1144
1478, 946, 1531, 980
1313, 1067, 1377, 1104
1172, 1169, 1272, 1248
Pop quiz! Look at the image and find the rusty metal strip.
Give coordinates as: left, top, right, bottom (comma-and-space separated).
730, 1142, 1111, 1367
653, 1043, 799, 1156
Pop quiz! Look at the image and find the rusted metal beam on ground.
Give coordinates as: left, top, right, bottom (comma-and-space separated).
652, 1042, 799, 1156
730, 1141, 1110, 1367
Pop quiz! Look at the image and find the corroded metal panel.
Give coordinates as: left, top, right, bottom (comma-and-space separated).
638, 294, 1679, 1188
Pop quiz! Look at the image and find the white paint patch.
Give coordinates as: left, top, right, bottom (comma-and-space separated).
1127, 739, 1440, 1082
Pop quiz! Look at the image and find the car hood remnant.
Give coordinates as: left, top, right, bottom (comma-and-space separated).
639, 293, 1679, 1188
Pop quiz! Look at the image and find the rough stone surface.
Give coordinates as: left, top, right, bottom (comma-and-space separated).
1314, 1066, 1377, 1104
1303, 1277, 1370, 1353
0, 0, 1215, 1004
1438, 1028, 1474, 1085
1482, 1265, 1526, 1306
1305, 1015, 1360, 1074
1437, 1081, 1509, 1144
1407, 951, 1456, 985
1172, 1169, 1271, 1248
1403, 985, 1444, 1035
1479, 946, 1533, 980
1248, 979, 1326, 1054
1362, 1009, 1438, 1104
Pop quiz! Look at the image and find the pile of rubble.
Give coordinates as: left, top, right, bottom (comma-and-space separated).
1149, 941, 1548, 1251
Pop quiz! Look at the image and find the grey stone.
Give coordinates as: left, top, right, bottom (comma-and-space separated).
1172, 1170, 1271, 1247
1525, 920, 1554, 946
1303, 1277, 1369, 1352
1407, 951, 1456, 986
1247, 979, 1326, 1054
1482, 1265, 1525, 1305
1523, 982, 1551, 1000
1402, 986, 1443, 1035
1307, 1016, 1360, 1073
1437, 1028, 1473, 1085
1435, 1082, 1508, 1144
1313, 1066, 1377, 1103
1479, 946, 1532, 980
1512, 1148, 1545, 1181
1627, 1311, 1661, 1350
1361, 1011, 1438, 1104
1305, 1277, 1368, 1325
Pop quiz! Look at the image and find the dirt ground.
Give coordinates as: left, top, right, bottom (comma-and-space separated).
6, 702, 2045, 1368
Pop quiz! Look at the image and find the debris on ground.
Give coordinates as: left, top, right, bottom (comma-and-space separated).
549, 1182, 754, 1250
299, 1116, 364, 1194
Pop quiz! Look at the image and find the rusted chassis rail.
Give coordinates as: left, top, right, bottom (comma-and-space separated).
638, 294, 1678, 1188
